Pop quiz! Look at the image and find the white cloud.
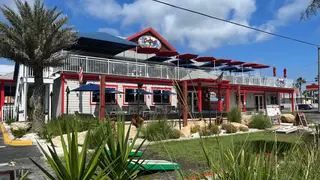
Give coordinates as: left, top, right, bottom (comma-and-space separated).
98, 27, 119, 36
0, 0, 35, 20
0, 64, 14, 75
68, 0, 313, 52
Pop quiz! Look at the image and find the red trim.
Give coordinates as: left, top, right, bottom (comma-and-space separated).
217, 83, 223, 112
126, 27, 177, 51
0, 79, 16, 83
0, 83, 4, 121
99, 76, 105, 121
122, 85, 147, 106
61, 75, 65, 115
61, 72, 174, 86
151, 87, 172, 105
225, 88, 230, 111
182, 81, 188, 127
291, 92, 295, 112
90, 84, 119, 105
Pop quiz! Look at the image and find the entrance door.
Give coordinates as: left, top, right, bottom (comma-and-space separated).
255, 95, 264, 111
187, 92, 198, 113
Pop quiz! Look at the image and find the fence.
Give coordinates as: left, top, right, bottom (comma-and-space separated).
1, 105, 14, 122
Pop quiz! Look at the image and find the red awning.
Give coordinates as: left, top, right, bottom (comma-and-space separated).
227, 60, 245, 66
215, 58, 232, 64
176, 53, 198, 60
252, 64, 270, 69
135, 47, 159, 54
155, 50, 179, 57
306, 84, 318, 90
195, 56, 216, 62
242, 62, 258, 67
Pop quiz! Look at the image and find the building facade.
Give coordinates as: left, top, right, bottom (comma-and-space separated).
0, 27, 295, 124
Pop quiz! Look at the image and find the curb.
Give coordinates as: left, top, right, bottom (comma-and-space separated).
0, 124, 33, 146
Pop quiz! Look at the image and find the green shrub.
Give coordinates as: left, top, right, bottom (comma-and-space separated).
249, 115, 272, 129
39, 115, 99, 140
141, 120, 176, 141
5, 118, 15, 125
169, 129, 181, 139
228, 108, 241, 123
222, 124, 238, 133
190, 125, 201, 133
12, 128, 27, 138
199, 125, 220, 136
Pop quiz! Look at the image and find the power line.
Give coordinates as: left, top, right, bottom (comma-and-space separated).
152, 0, 319, 47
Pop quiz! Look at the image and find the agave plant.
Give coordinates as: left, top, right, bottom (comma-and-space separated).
93, 118, 147, 180
30, 117, 111, 180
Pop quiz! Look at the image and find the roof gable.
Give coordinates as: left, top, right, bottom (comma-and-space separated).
126, 27, 176, 51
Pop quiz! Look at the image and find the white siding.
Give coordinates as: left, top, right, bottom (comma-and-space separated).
115, 50, 155, 60
63, 79, 177, 117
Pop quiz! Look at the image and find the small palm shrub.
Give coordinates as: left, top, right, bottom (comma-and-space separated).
249, 115, 272, 129
5, 118, 15, 125
140, 120, 178, 141
199, 125, 220, 136
12, 128, 27, 138
190, 125, 201, 133
228, 108, 241, 123
222, 123, 237, 133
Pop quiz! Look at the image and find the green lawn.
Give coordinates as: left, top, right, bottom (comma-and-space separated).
148, 132, 305, 164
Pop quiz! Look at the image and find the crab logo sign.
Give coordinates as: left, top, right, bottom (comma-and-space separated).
138, 35, 161, 49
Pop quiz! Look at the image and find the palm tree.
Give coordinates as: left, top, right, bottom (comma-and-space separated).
302, 0, 320, 19
296, 77, 307, 103
316, 75, 318, 82
0, 0, 77, 131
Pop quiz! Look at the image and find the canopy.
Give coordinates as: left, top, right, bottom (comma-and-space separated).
233, 67, 253, 72
146, 56, 171, 62
176, 53, 198, 60
227, 60, 245, 66
215, 58, 232, 64
170, 59, 194, 66
135, 47, 159, 54
106, 88, 123, 94
199, 62, 223, 68
182, 64, 199, 68
195, 56, 216, 62
159, 91, 176, 95
220, 66, 238, 71
155, 50, 179, 57
252, 64, 270, 69
242, 62, 258, 67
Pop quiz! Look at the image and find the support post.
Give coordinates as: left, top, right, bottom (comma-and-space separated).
49, 91, 53, 121
61, 75, 65, 115
217, 83, 223, 112
23, 82, 28, 121
243, 90, 247, 112
197, 82, 202, 112
225, 88, 230, 111
0, 83, 4, 121
291, 92, 295, 112
100, 75, 105, 121
263, 92, 267, 110
66, 86, 70, 115
182, 81, 188, 127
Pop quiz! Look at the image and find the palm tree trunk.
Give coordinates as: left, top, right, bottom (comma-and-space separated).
31, 67, 45, 132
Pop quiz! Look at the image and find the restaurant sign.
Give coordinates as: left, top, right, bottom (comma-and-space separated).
138, 35, 161, 49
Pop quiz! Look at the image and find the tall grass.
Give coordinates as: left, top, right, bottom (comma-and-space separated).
140, 120, 180, 141
227, 108, 241, 123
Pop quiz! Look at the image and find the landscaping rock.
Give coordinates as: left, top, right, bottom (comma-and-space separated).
241, 114, 252, 125
280, 114, 295, 123
230, 122, 249, 131
180, 125, 192, 137
10, 122, 31, 131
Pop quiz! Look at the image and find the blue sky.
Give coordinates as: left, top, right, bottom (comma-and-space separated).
0, 0, 319, 85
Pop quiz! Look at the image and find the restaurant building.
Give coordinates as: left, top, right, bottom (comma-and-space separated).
0, 27, 295, 125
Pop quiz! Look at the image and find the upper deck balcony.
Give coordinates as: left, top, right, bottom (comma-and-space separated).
52, 54, 293, 88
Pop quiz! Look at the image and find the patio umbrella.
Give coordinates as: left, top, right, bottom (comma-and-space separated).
233, 67, 253, 72
146, 56, 172, 62
176, 53, 198, 60
129, 89, 153, 95
227, 60, 245, 66
159, 91, 176, 95
242, 62, 258, 67
182, 64, 199, 68
155, 50, 179, 57
106, 88, 123, 94
284, 68, 287, 78
215, 58, 232, 64
71, 83, 100, 92
273, 67, 276, 77
220, 66, 239, 71
195, 56, 216, 62
252, 64, 270, 76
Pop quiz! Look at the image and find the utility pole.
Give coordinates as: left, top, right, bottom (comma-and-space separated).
318, 47, 320, 112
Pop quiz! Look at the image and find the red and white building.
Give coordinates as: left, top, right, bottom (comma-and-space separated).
0, 27, 295, 125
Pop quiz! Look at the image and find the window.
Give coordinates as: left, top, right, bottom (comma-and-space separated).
153, 90, 170, 104
270, 96, 278, 105
92, 91, 116, 104
125, 88, 145, 103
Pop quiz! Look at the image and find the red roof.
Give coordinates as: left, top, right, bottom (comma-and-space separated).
227, 60, 245, 66
155, 50, 179, 57
242, 62, 258, 67
195, 56, 216, 62
135, 47, 159, 54
176, 53, 198, 60
215, 58, 232, 64
252, 64, 270, 69
126, 27, 177, 51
